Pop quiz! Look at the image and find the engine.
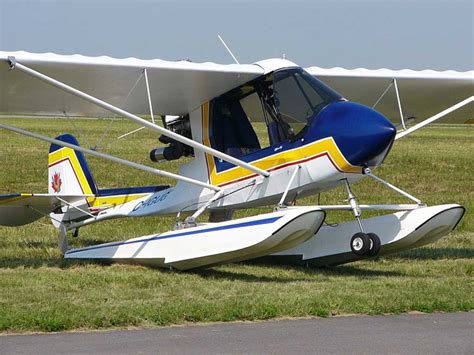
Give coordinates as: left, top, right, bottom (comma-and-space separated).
150, 115, 194, 162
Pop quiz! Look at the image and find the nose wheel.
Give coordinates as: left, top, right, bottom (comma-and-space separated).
344, 178, 382, 257
350, 232, 381, 257
350, 232, 370, 256
365, 233, 381, 257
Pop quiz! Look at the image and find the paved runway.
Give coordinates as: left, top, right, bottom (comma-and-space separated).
1, 312, 472, 354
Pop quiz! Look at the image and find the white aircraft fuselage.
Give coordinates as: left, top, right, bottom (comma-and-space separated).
88, 59, 396, 223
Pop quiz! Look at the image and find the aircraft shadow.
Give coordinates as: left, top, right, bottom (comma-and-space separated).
306, 264, 405, 277
387, 247, 474, 260
189, 268, 312, 283
0, 255, 403, 279
191, 262, 405, 281
0, 257, 82, 269
1, 248, 470, 273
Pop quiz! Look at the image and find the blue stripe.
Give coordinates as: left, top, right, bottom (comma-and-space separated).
0, 193, 21, 200
66, 215, 282, 255
308, 101, 396, 167
98, 186, 169, 197
210, 101, 395, 173
50, 134, 98, 195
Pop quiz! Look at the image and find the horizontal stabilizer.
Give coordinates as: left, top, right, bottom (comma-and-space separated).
65, 207, 326, 270
0, 193, 92, 226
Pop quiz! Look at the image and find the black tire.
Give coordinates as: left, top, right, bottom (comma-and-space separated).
350, 232, 370, 256
365, 233, 381, 257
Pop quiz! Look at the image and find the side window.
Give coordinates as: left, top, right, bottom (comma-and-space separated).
274, 73, 313, 128
240, 91, 264, 122
209, 69, 342, 160
272, 68, 342, 139
294, 73, 325, 110
210, 92, 261, 158
239, 92, 269, 147
273, 72, 319, 138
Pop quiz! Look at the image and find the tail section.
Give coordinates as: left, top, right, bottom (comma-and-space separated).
48, 134, 98, 196
1, 133, 169, 233
48, 134, 169, 215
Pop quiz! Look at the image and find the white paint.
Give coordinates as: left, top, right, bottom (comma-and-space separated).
65, 207, 326, 270
275, 204, 464, 265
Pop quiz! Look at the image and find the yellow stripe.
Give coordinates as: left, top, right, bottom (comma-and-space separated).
49, 147, 94, 195
49, 147, 148, 207
201, 102, 360, 186
202, 102, 216, 178
87, 193, 149, 208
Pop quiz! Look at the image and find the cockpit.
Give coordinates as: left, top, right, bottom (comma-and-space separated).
209, 68, 343, 158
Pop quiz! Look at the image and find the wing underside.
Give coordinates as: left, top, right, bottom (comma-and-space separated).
0, 51, 264, 117
0, 51, 471, 125
306, 67, 473, 124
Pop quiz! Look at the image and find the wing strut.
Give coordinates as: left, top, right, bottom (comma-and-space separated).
0, 123, 221, 192
393, 79, 406, 130
371, 78, 407, 129
395, 96, 474, 140
7, 57, 270, 178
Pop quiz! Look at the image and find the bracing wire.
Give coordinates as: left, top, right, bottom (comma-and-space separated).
92, 71, 145, 151
62, 110, 91, 149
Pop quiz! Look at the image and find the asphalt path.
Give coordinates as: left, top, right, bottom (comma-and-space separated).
1, 312, 472, 354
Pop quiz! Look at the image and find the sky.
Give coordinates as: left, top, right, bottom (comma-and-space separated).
0, 0, 472, 71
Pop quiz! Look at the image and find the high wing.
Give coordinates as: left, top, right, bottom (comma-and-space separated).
2, 51, 472, 123
0, 51, 264, 117
306, 66, 473, 124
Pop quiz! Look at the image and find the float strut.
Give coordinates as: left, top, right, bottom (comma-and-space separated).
343, 179, 365, 233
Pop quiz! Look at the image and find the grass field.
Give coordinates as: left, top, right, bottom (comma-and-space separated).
0, 117, 472, 332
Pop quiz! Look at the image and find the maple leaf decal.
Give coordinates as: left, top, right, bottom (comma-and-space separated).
51, 172, 62, 193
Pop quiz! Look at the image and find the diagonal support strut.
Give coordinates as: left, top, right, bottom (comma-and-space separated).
7, 57, 270, 178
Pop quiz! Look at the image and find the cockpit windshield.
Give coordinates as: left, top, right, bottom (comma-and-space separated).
272, 68, 343, 137
209, 68, 343, 158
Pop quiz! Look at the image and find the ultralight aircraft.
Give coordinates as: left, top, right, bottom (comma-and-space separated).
0, 51, 472, 269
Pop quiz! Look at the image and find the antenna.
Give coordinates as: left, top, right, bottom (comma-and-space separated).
217, 34, 240, 64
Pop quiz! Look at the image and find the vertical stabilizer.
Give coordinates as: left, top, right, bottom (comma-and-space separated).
48, 134, 98, 195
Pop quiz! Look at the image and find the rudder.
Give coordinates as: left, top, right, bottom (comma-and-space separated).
48, 134, 98, 195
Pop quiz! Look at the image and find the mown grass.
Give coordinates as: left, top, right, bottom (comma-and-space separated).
0, 117, 472, 332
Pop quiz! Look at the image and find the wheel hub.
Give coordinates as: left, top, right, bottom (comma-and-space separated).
352, 237, 363, 251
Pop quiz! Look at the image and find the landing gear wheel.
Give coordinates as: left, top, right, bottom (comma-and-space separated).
366, 233, 381, 257
350, 232, 370, 256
